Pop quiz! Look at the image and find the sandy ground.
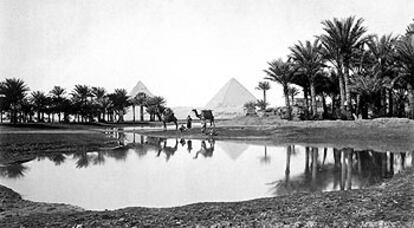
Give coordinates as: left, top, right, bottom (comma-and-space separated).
0, 118, 413, 227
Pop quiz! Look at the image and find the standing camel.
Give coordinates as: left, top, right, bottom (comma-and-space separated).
161, 108, 178, 130
192, 109, 215, 127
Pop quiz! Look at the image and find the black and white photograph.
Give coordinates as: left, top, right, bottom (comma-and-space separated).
0, 0, 413, 227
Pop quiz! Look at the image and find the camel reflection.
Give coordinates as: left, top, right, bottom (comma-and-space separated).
193, 140, 215, 159
157, 139, 178, 161
270, 146, 411, 196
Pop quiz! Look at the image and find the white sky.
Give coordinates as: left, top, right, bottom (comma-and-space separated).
0, 0, 413, 107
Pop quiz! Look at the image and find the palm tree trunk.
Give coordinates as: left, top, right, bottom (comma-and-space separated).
338, 62, 346, 113
140, 105, 144, 121
407, 83, 414, 119
304, 87, 310, 119
322, 94, 327, 119
344, 63, 352, 111
132, 105, 136, 123
263, 90, 267, 109
388, 89, 393, 117
331, 94, 336, 116
283, 86, 292, 120
310, 81, 317, 118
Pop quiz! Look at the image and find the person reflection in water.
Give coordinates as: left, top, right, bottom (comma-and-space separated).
193, 139, 215, 159
179, 138, 186, 146
187, 140, 193, 153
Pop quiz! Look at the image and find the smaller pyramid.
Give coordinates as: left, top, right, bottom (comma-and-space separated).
205, 78, 256, 109
129, 81, 154, 97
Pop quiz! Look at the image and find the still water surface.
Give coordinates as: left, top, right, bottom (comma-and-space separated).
0, 132, 412, 210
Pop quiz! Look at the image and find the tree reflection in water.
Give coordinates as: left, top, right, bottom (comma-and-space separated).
269, 146, 411, 196
259, 146, 271, 164
0, 163, 28, 179
47, 153, 66, 166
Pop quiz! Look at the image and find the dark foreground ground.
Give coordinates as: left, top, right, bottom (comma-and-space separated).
0, 118, 413, 227
1, 167, 413, 227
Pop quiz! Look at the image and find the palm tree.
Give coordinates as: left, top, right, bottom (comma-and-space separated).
243, 101, 257, 115
145, 96, 166, 121
367, 34, 398, 116
287, 86, 300, 106
108, 89, 130, 122
50, 86, 66, 122
395, 36, 414, 118
0, 78, 29, 123
256, 99, 268, 111
255, 81, 270, 109
349, 74, 389, 118
130, 96, 138, 122
290, 71, 311, 118
289, 40, 325, 118
20, 98, 34, 123
264, 59, 295, 120
319, 16, 368, 113
71, 85, 92, 122
30, 91, 48, 122
92, 87, 107, 122
135, 92, 148, 121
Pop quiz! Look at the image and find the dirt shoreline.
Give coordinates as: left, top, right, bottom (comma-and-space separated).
0, 167, 413, 227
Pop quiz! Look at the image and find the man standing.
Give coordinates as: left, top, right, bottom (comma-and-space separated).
186, 115, 192, 129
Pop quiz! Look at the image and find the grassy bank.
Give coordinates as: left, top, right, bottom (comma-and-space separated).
0, 132, 118, 164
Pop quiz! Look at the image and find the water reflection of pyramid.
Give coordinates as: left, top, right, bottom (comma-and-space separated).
218, 142, 249, 160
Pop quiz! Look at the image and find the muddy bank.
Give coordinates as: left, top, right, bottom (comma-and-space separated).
138, 118, 414, 152
0, 132, 118, 164
0, 167, 413, 227
0, 185, 83, 221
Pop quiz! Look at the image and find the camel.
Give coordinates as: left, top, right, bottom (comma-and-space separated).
161, 108, 178, 130
192, 109, 215, 127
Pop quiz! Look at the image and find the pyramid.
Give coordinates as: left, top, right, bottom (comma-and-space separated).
205, 78, 256, 109
129, 81, 153, 97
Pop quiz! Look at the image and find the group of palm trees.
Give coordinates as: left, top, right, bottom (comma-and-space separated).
256, 16, 414, 120
0, 78, 167, 124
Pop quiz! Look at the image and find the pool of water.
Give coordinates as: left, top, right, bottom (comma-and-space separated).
0, 132, 412, 210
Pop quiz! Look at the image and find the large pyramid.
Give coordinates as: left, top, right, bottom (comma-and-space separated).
129, 81, 153, 97
205, 78, 256, 117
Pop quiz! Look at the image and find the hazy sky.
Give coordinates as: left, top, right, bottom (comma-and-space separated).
0, 0, 413, 107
